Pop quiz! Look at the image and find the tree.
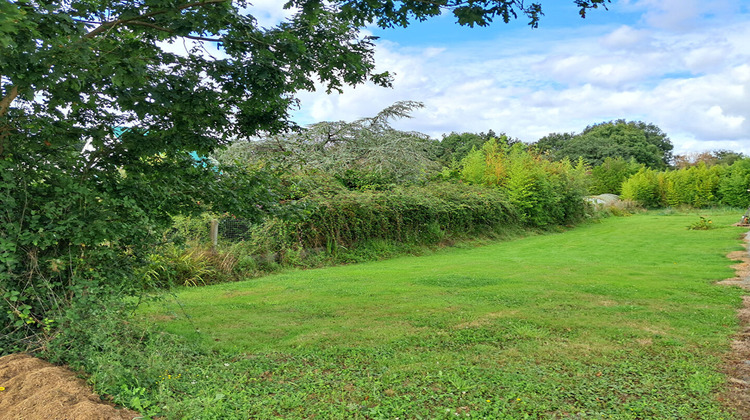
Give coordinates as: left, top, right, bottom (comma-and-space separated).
673, 150, 746, 169
533, 120, 673, 168
532, 132, 576, 156
216, 101, 439, 189
436, 129, 520, 164
0, 0, 611, 350
456, 140, 589, 226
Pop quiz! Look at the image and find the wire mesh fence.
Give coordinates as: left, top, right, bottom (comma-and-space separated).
218, 218, 253, 241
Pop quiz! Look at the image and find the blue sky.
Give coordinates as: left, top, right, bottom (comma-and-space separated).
254, 0, 750, 156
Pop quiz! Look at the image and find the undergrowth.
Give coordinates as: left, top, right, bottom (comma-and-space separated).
142, 222, 536, 288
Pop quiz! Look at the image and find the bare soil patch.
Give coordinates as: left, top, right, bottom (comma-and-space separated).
720, 231, 750, 418
0, 353, 140, 420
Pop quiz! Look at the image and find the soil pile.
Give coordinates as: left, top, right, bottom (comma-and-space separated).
0, 354, 140, 420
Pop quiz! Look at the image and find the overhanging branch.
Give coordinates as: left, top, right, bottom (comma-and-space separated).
125, 21, 223, 42
84, 0, 229, 39
0, 85, 19, 118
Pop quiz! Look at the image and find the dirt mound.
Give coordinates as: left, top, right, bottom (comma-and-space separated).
0, 354, 140, 420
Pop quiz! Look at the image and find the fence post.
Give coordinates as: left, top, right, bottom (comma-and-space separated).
210, 219, 219, 251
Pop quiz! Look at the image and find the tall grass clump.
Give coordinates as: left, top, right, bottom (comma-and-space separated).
141, 245, 238, 289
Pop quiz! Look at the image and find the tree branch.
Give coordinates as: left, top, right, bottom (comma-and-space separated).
125, 21, 223, 42
84, 0, 229, 39
0, 85, 18, 118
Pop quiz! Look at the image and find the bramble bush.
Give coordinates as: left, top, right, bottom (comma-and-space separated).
144, 183, 523, 280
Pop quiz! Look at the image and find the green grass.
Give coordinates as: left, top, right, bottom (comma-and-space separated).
136, 210, 747, 419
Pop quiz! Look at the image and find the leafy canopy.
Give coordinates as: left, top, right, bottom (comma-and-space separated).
216, 101, 438, 189
534, 120, 674, 169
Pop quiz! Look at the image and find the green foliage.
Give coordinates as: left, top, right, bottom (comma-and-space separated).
688, 216, 715, 230
169, 213, 219, 244
264, 183, 519, 253
215, 101, 439, 189
455, 146, 489, 185
0, 149, 274, 351
621, 160, 744, 209
504, 145, 549, 224
437, 132, 488, 164
142, 245, 238, 289
334, 0, 611, 29
718, 158, 750, 207
533, 120, 673, 168
457, 140, 590, 226
532, 132, 576, 156
621, 168, 661, 208
435, 130, 517, 164
159, 182, 535, 278
690, 163, 723, 207
590, 156, 642, 195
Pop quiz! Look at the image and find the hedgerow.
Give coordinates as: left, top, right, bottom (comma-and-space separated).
719, 159, 750, 207
621, 159, 750, 208
251, 183, 519, 256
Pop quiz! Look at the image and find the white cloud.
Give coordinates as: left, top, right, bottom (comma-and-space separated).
617, 0, 743, 31
293, 7, 750, 156
599, 25, 652, 49
243, 0, 296, 27
683, 45, 731, 74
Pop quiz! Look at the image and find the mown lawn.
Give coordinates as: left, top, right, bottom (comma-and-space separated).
141, 210, 747, 419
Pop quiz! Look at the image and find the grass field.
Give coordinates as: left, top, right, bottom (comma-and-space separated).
139, 210, 748, 419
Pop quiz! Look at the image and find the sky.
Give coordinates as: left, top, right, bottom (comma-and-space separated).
253, 0, 750, 156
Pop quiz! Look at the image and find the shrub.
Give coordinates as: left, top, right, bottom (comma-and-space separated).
458, 140, 590, 227
622, 160, 743, 209
621, 168, 660, 208
590, 157, 642, 195
293, 183, 519, 250
718, 158, 750, 207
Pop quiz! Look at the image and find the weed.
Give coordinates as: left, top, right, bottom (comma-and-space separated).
688, 216, 715, 230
